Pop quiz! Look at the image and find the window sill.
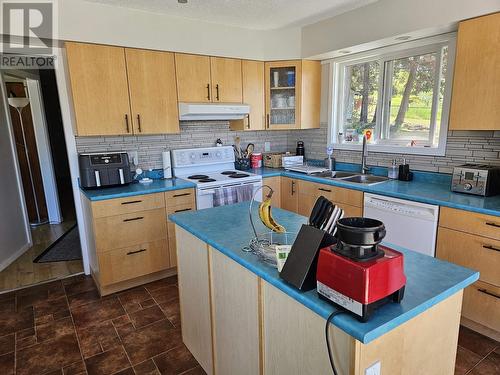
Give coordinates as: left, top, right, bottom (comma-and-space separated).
333, 142, 446, 156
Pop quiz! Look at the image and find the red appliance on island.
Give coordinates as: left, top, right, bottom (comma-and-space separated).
316, 217, 406, 322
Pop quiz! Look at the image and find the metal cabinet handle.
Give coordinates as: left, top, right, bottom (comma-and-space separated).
485, 222, 500, 228
125, 114, 130, 133
291, 180, 296, 195
266, 114, 270, 128
318, 188, 332, 193
137, 114, 142, 133
121, 200, 142, 205
478, 288, 500, 300
246, 114, 250, 129
127, 248, 147, 256
123, 216, 144, 222
174, 208, 192, 213
173, 193, 191, 198
215, 84, 220, 101
482, 244, 500, 252
207, 84, 211, 101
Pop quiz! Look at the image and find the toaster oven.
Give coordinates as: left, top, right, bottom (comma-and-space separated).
451, 164, 500, 196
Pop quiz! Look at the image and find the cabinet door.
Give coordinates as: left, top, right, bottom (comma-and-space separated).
265, 61, 302, 130
449, 13, 500, 130
66, 42, 132, 136
230, 60, 264, 130
125, 49, 179, 134
175, 53, 212, 103
209, 248, 260, 375
263, 176, 281, 208
210, 57, 243, 103
281, 177, 298, 213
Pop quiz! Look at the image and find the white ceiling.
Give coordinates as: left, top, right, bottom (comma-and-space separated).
84, 0, 379, 30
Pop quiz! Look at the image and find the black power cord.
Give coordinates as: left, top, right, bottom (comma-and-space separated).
325, 310, 346, 375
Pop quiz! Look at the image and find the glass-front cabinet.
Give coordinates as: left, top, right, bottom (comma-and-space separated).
264, 60, 321, 130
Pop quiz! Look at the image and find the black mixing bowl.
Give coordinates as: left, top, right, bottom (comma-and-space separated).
336, 217, 386, 246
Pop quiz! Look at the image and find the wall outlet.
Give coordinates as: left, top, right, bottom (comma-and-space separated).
365, 361, 381, 375
128, 151, 139, 166
264, 142, 271, 152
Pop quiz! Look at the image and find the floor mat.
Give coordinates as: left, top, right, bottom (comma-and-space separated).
33, 224, 82, 263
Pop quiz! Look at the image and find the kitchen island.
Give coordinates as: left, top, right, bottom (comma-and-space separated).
169, 203, 479, 375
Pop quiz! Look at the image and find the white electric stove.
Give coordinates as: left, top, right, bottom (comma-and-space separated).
171, 146, 263, 209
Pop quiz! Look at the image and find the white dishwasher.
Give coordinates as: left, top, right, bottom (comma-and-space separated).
363, 193, 439, 257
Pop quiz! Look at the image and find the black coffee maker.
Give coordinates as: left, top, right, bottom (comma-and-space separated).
296, 141, 305, 156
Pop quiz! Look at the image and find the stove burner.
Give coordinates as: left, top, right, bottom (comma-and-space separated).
198, 178, 216, 183
228, 173, 249, 178
188, 175, 209, 180
221, 171, 238, 175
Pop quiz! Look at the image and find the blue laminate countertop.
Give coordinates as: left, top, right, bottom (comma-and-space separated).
170, 202, 479, 344
80, 178, 196, 201
254, 167, 500, 217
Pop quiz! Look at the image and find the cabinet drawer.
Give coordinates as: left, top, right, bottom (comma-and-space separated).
439, 207, 500, 240
165, 189, 196, 207
334, 203, 363, 218
462, 281, 500, 333
297, 180, 363, 208
94, 208, 167, 251
437, 227, 500, 286
91, 193, 165, 218
98, 239, 169, 286
167, 202, 196, 220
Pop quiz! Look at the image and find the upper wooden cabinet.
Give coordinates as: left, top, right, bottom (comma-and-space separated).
66, 42, 132, 136
230, 60, 265, 131
174, 53, 212, 103
449, 12, 500, 131
125, 49, 179, 134
175, 53, 243, 103
210, 57, 243, 103
66, 42, 179, 136
265, 60, 320, 130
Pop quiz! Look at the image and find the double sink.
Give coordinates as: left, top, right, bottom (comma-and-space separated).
312, 171, 389, 186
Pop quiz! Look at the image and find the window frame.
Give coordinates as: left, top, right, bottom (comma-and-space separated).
327, 33, 456, 156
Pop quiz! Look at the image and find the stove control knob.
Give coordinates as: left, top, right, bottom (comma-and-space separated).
464, 183, 473, 191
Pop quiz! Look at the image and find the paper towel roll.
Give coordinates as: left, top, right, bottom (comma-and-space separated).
162, 151, 172, 179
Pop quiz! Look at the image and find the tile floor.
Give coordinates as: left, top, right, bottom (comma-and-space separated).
0, 274, 497, 375
0, 274, 204, 374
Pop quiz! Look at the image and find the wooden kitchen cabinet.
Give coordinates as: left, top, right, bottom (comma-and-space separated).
263, 176, 281, 208
437, 206, 500, 339
175, 53, 243, 103
449, 12, 500, 130
281, 177, 299, 213
66, 42, 180, 136
210, 57, 243, 103
66, 42, 132, 136
175, 53, 212, 103
230, 60, 265, 131
125, 49, 179, 134
264, 60, 320, 130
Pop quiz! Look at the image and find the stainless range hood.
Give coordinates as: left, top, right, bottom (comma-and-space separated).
178, 102, 250, 121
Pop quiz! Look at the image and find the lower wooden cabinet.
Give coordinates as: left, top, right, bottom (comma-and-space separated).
462, 281, 500, 333
263, 176, 281, 208
281, 177, 299, 213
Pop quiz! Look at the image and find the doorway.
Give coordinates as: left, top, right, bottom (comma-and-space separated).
0, 68, 83, 292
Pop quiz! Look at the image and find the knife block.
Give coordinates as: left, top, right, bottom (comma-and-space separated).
280, 224, 337, 291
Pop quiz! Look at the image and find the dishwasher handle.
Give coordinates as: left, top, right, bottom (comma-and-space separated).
364, 196, 438, 221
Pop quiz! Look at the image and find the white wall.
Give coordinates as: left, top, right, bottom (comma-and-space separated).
301, 0, 500, 59
56, 0, 301, 60
0, 75, 31, 271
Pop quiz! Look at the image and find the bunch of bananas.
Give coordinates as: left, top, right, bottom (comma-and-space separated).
259, 190, 286, 233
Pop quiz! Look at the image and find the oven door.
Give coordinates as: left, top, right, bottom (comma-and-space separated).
196, 180, 263, 210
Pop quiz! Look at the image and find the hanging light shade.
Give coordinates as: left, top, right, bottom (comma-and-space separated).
8, 97, 30, 109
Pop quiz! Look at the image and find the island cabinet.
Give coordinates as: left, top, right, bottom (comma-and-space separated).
175, 53, 243, 103
81, 188, 195, 296
175, 224, 467, 375
437, 207, 500, 339
449, 12, 500, 131
66, 42, 179, 136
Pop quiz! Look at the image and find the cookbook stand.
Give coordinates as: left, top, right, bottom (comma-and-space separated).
280, 224, 336, 291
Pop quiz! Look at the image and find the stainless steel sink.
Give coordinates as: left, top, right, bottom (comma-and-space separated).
340, 174, 389, 185
333, 171, 359, 178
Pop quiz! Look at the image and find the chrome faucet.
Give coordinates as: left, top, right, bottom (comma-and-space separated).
361, 135, 370, 175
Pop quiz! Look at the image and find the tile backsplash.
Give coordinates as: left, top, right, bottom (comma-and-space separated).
75, 121, 500, 174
